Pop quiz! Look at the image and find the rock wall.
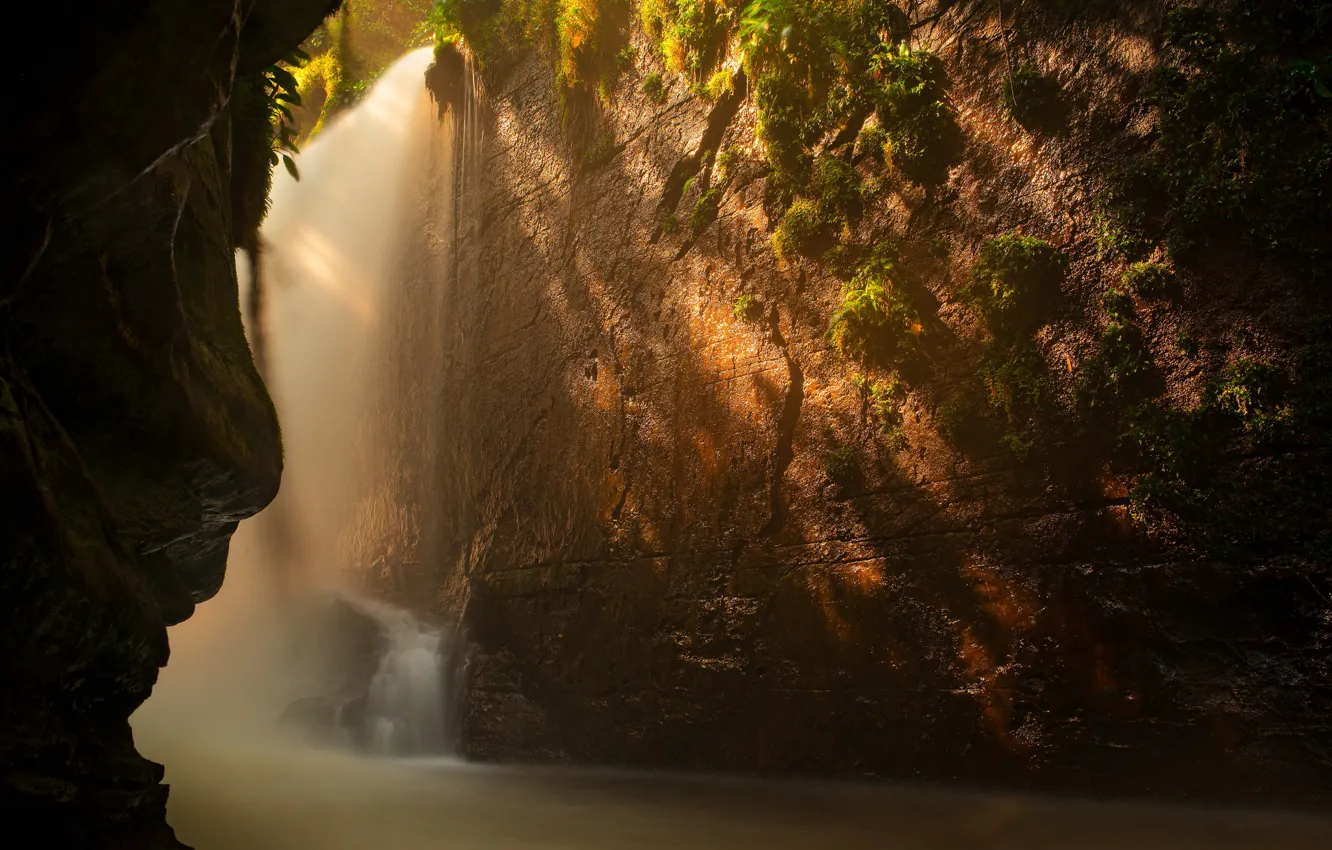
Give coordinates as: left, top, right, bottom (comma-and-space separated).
1, 2, 337, 846
406, 1, 1332, 803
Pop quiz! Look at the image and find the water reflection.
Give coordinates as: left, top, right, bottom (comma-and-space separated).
159, 743, 1331, 850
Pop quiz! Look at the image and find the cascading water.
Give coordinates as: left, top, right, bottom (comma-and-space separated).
134, 46, 460, 757
364, 603, 448, 755
123, 48, 1332, 850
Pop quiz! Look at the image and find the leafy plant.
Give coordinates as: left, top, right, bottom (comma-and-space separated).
1134, 4, 1332, 272
936, 391, 980, 444
1176, 333, 1200, 359
855, 374, 909, 448
855, 121, 888, 164
828, 247, 922, 368
264, 52, 309, 180
979, 341, 1044, 428
872, 45, 964, 185
1090, 160, 1163, 260
714, 146, 738, 182
810, 155, 862, 226
753, 69, 812, 174
1076, 288, 1156, 413
772, 198, 831, 260
824, 445, 862, 490
968, 235, 1066, 337
1207, 355, 1291, 444
582, 130, 617, 168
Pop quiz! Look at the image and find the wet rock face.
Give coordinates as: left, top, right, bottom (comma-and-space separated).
280, 595, 390, 749
412, 2, 1332, 805
1, 1, 337, 846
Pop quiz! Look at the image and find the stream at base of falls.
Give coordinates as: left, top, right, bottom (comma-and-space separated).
145, 739, 1332, 850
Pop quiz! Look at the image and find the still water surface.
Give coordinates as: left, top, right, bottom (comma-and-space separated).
156, 740, 1331, 850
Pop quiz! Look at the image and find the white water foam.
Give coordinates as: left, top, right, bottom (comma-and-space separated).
363, 601, 449, 755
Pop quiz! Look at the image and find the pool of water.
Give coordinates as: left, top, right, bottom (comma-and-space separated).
152, 739, 1332, 850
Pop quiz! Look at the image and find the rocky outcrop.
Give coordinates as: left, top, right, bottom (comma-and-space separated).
408, 1, 1332, 804
1, 2, 337, 846
279, 594, 389, 748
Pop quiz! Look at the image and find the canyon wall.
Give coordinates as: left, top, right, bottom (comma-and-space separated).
400, 0, 1332, 802
0, 2, 336, 846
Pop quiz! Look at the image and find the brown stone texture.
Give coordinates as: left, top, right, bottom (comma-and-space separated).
1, 2, 337, 846
396, 1, 1332, 804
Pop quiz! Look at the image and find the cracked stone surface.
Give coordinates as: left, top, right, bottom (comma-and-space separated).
360, 2, 1330, 804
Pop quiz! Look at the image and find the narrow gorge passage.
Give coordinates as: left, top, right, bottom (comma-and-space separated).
126, 46, 1329, 850
8, 2, 1332, 848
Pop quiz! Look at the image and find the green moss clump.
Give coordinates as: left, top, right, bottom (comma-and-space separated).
644, 0, 732, 83
425, 0, 630, 125
828, 248, 921, 368
733, 294, 764, 322
642, 71, 668, 102
872, 45, 964, 185
968, 235, 1067, 337
772, 198, 831, 261
1121, 262, 1177, 300
703, 68, 733, 101
689, 186, 723, 236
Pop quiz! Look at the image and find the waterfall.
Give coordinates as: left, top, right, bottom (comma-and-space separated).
134, 47, 463, 758
364, 602, 449, 755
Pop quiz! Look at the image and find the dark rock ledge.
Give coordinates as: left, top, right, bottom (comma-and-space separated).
1, 2, 338, 847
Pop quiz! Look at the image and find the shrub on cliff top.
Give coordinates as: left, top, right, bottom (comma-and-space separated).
969, 234, 1066, 337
